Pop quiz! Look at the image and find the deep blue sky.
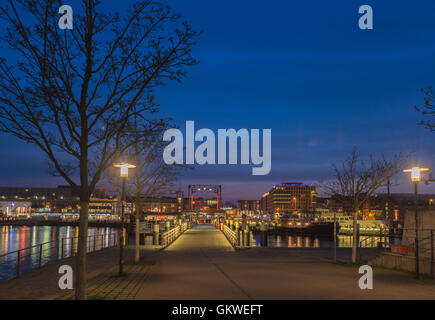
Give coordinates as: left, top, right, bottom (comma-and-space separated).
0, 0, 435, 202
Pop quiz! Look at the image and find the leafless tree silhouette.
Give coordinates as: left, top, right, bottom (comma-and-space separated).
103, 118, 188, 262
0, 0, 200, 299
415, 87, 435, 132
321, 147, 405, 263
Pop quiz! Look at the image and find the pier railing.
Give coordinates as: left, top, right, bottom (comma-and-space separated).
0, 232, 118, 282
217, 223, 239, 247
161, 222, 190, 248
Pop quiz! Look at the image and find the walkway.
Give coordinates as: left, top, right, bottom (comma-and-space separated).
134, 225, 435, 300
135, 225, 245, 299
1, 225, 435, 299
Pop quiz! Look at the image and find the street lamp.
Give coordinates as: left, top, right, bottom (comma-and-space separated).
114, 162, 136, 275
402, 166, 429, 278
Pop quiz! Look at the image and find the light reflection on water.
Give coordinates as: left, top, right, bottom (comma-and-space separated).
0, 226, 119, 283
253, 234, 401, 248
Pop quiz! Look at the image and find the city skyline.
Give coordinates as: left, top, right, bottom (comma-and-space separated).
0, 0, 434, 303
0, 0, 435, 201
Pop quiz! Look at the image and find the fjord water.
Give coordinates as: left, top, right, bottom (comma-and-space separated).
0, 225, 119, 283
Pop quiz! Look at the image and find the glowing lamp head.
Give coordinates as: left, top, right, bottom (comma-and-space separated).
403, 167, 429, 183
114, 162, 136, 178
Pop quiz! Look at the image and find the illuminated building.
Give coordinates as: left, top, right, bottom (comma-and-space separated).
260, 182, 316, 214
0, 186, 114, 215
237, 200, 260, 215
0, 201, 32, 217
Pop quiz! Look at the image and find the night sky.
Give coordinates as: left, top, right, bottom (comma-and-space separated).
0, 0, 434, 202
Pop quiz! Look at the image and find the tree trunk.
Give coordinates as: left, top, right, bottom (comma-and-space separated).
351, 210, 358, 263
75, 200, 89, 300
135, 216, 140, 263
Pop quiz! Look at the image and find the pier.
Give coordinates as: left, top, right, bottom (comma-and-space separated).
1, 223, 434, 300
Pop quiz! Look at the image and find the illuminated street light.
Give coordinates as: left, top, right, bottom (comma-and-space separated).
402, 166, 430, 279
403, 167, 429, 182
113, 162, 136, 276
114, 162, 136, 178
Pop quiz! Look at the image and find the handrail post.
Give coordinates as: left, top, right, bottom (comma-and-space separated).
16, 250, 20, 278
431, 230, 434, 278
39, 243, 43, 268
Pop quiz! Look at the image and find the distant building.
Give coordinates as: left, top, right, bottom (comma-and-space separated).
139, 196, 179, 213
237, 200, 260, 215
370, 193, 435, 223
0, 200, 32, 217
0, 186, 77, 199
183, 197, 223, 211
0, 186, 114, 215
260, 182, 316, 214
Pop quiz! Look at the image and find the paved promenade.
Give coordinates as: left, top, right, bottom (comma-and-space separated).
1, 225, 434, 300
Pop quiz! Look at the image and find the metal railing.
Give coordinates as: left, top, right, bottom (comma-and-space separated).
161, 222, 190, 248
403, 229, 434, 277
0, 232, 118, 282
220, 224, 239, 247
357, 228, 435, 277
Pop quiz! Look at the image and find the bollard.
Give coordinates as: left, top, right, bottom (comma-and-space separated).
244, 229, 249, 247
260, 222, 268, 247
153, 222, 160, 245
260, 232, 268, 247
238, 230, 242, 246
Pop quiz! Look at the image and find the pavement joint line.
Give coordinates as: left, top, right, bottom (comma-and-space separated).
200, 247, 253, 300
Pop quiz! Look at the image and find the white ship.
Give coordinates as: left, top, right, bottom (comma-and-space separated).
316, 210, 389, 235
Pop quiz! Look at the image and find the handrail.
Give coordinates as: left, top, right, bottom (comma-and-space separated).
0, 238, 58, 258
161, 222, 190, 248
406, 233, 434, 255
0, 232, 118, 282
220, 224, 239, 247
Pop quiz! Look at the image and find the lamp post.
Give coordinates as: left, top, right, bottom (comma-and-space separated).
114, 162, 136, 276
403, 167, 429, 279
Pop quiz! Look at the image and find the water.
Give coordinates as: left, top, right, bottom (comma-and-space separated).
252, 234, 401, 248
0, 225, 119, 283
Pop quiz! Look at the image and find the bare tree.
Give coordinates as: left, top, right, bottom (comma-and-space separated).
0, 0, 199, 299
415, 87, 435, 131
321, 147, 404, 263
104, 119, 186, 262
133, 129, 184, 261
